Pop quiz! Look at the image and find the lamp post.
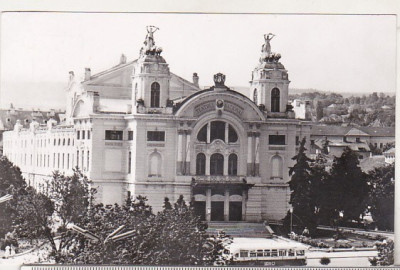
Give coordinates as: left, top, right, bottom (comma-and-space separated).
289, 206, 293, 233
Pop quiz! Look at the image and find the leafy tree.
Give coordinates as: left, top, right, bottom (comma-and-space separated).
309, 154, 329, 222
285, 138, 316, 234
13, 168, 95, 262
67, 195, 232, 265
320, 147, 369, 225
367, 163, 394, 230
0, 156, 27, 238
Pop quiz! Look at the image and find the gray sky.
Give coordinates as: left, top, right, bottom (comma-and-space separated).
0, 12, 396, 110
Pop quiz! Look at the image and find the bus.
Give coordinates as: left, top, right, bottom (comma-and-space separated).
228, 237, 307, 266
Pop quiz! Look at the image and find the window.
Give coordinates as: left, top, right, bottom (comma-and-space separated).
210, 121, 225, 142
81, 130, 85, 140
249, 250, 257, 257
81, 150, 84, 170
210, 153, 224, 176
196, 153, 206, 175
279, 250, 286, 256
310, 140, 315, 145
77, 130, 80, 140
239, 250, 249, 258
197, 125, 207, 142
128, 151, 132, 173
271, 155, 283, 178
77, 150, 79, 168
356, 137, 360, 143
257, 250, 263, 257
271, 249, 278, 257
67, 154, 70, 169
128, 131, 134, 140
63, 138, 65, 146
105, 130, 123, 140
271, 88, 280, 112
264, 250, 271, 257
380, 143, 383, 148
253, 88, 258, 104
149, 152, 161, 177
296, 250, 305, 256
68, 138, 70, 146
228, 154, 238, 176
150, 82, 160, 108
147, 131, 165, 141
288, 249, 295, 256
269, 135, 285, 145
87, 131, 91, 140
228, 125, 238, 143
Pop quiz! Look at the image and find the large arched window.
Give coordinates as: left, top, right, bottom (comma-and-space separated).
271, 155, 283, 178
197, 121, 238, 144
149, 151, 161, 177
228, 154, 238, 176
150, 82, 160, 108
210, 153, 224, 176
271, 88, 280, 112
253, 88, 258, 104
196, 153, 206, 175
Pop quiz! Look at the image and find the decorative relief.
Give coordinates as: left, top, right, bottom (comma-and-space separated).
269, 146, 286, 151
147, 143, 165, 147
195, 175, 242, 182
194, 140, 239, 155
105, 142, 123, 147
194, 101, 214, 117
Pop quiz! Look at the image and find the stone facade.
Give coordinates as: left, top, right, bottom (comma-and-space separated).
2, 31, 312, 223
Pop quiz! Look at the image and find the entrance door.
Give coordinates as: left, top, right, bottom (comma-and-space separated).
211, 202, 224, 221
229, 202, 242, 221
193, 201, 206, 221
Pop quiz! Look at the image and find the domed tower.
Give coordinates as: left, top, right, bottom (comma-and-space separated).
249, 34, 289, 114
132, 26, 171, 113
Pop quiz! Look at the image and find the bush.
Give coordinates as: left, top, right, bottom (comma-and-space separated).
320, 257, 331, 265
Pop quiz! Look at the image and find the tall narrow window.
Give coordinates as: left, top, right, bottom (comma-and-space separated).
196, 153, 206, 175
210, 153, 224, 176
210, 121, 225, 142
228, 154, 238, 176
67, 154, 70, 169
57, 153, 60, 168
253, 88, 258, 104
87, 131, 91, 140
82, 131, 86, 140
77, 150, 79, 168
128, 151, 132, 173
150, 82, 160, 108
149, 152, 161, 177
62, 153, 65, 169
271, 155, 283, 178
87, 151, 90, 171
81, 150, 84, 170
271, 88, 280, 112
77, 130, 80, 140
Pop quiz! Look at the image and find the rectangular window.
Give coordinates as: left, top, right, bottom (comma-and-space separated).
82, 130, 86, 140
67, 154, 70, 169
87, 131, 91, 140
295, 136, 300, 146
147, 131, 165, 141
271, 249, 278, 257
279, 250, 286, 256
256, 250, 263, 257
77, 150, 79, 168
128, 151, 132, 173
249, 250, 257, 257
356, 137, 361, 143
380, 143, 383, 148
81, 150, 84, 170
77, 130, 80, 140
105, 130, 123, 140
128, 131, 134, 140
239, 250, 249, 258
269, 135, 285, 145
264, 249, 271, 257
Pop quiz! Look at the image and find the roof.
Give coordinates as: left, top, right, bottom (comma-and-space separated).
229, 237, 307, 252
359, 155, 386, 173
384, 147, 395, 154
0, 108, 63, 131
311, 125, 395, 137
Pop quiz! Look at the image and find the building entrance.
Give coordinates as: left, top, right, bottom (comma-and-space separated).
192, 183, 252, 222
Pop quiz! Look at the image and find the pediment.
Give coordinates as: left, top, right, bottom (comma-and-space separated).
84, 63, 133, 88
346, 127, 369, 137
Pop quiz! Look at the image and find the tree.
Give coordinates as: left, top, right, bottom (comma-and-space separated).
320, 147, 369, 225
367, 163, 394, 230
0, 156, 27, 238
67, 195, 232, 265
285, 138, 316, 234
13, 168, 95, 262
309, 154, 329, 223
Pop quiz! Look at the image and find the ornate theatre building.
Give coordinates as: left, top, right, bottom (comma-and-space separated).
3, 29, 312, 223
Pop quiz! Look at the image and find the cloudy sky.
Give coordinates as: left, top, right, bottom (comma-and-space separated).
0, 12, 396, 110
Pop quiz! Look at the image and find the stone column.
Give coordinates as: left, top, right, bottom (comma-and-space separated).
224, 189, 230, 221
205, 154, 210, 175
185, 131, 191, 175
224, 122, 229, 143
177, 130, 184, 175
242, 189, 247, 221
254, 133, 260, 176
206, 188, 211, 222
207, 122, 211, 143
223, 154, 229, 176
247, 132, 253, 176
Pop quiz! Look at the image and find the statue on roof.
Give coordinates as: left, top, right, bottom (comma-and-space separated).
262, 33, 275, 55
144, 26, 159, 53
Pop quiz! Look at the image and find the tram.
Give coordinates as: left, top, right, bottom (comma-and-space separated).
228, 237, 307, 266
